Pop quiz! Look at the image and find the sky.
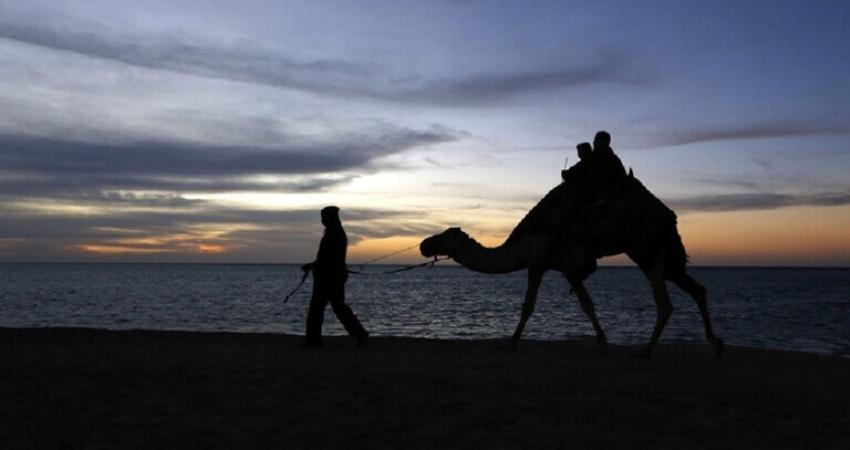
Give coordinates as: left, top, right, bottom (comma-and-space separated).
1, 0, 849, 266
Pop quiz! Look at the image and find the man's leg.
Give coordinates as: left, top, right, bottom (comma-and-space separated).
329, 284, 368, 344
304, 286, 327, 346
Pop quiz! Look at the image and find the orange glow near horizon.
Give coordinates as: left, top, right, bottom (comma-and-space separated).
75, 242, 228, 256
72, 228, 233, 256
61, 205, 850, 267
347, 236, 425, 264
197, 244, 226, 254
73, 244, 177, 255
679, 206, 850, 266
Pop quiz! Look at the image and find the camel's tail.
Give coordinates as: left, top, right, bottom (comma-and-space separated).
667, 226, 689, 270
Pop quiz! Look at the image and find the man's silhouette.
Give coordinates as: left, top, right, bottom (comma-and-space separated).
589, 130, 626, 191
564, 142, 596, 207
577, 142, 592, 162
301, 206, 369, 348
563, 132, 626, 207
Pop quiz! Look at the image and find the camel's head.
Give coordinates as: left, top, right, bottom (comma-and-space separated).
420, 227, 470, 258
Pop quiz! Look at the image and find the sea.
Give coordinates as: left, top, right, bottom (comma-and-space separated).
1, 263, 848, 357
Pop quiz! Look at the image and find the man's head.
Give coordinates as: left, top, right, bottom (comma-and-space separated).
320, 206, 341, 227
576, 142, 592, 160
593, 131, 611, 149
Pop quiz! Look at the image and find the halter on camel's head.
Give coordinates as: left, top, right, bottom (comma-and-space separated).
420, 227, 470, 258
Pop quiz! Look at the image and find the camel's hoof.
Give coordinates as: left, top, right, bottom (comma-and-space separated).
630, 349, 651, 359
713, 338, 724, 357
498, 338, 518, 351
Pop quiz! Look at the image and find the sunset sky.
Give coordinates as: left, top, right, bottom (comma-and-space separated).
1, 1, 848, 266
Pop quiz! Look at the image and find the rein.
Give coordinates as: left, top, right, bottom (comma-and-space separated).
282, 267, 311, 303
282, 244, 451, 303
347, 256, 450, 275
354, 243, 422, 267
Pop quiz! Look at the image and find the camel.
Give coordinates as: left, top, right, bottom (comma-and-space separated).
419, 173, 723, 357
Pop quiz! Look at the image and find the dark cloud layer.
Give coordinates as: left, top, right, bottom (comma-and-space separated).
0, 173, 357, 197
395, 58, 631, 107
0, 128, 453, 177
0, 17, 629, 107
655, 121, 850, 148
0, 125, 455, 195
669, 191, 850, 212
0, 17, 377, 97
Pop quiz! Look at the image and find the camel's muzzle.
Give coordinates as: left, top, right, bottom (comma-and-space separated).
419, 237, 437, 257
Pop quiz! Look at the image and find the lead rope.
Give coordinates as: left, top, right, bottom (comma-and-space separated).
354, 243, 422, 269
347, 255, 449, 275
282, 266, 311, 303
282, 246, 450, 303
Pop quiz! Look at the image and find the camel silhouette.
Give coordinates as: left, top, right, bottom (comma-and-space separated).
420, 172, 723, 358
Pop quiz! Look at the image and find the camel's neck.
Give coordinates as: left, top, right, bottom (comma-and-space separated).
452, 238, 527, 274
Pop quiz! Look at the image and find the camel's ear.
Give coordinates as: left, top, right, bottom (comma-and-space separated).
447, 227, 466, 238
628, 167, 634, 178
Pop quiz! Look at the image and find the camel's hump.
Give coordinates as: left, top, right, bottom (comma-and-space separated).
504, 181, 574, 245
504, 175, 676, 245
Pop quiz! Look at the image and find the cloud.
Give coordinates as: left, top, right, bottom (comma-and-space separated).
0, 14, 379, 97
0, 125, 456, 196
346, 221, 449, 240
0, 128, 453, 177
0, 14, 632, 107
73, 192, 205, 208
685, 174, 763, 190
0, 202, 438, 262
0, 205, 329, 241
0, 201, 425, 239
393, 57, 635, 107
0, 174, 356, 199
653, 121, 850, 148
0, 95, 457, 260
668, 191, 850, 212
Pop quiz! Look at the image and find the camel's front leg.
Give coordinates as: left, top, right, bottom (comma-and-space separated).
503, 268, 544, 349
567, 277, 608, 353
635, 260, 673, 358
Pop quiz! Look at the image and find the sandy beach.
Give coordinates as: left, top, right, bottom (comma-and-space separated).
1, 327, 848, 449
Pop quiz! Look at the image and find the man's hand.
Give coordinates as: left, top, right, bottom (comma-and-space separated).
301, 262, 314, 272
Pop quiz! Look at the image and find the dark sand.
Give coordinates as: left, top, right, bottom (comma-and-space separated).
1, 328, 848, 449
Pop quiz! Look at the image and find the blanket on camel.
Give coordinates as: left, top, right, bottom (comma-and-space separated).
506, 168, 680, 261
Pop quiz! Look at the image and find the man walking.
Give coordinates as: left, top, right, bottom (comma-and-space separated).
301, 206, 369, 347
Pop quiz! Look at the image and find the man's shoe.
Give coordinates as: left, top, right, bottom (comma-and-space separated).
355, 335, 369, 348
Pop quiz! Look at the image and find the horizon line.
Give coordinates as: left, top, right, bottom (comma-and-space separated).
0, 261, 847, 270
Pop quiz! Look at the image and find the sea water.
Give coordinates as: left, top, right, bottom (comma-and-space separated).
1, 263, 848, 356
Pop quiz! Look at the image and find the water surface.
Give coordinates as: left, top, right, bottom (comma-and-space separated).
1, 264, 848, 356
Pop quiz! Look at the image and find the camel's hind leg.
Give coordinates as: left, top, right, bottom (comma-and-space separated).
566, 276, 608, 352
670, 272, 724, 356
